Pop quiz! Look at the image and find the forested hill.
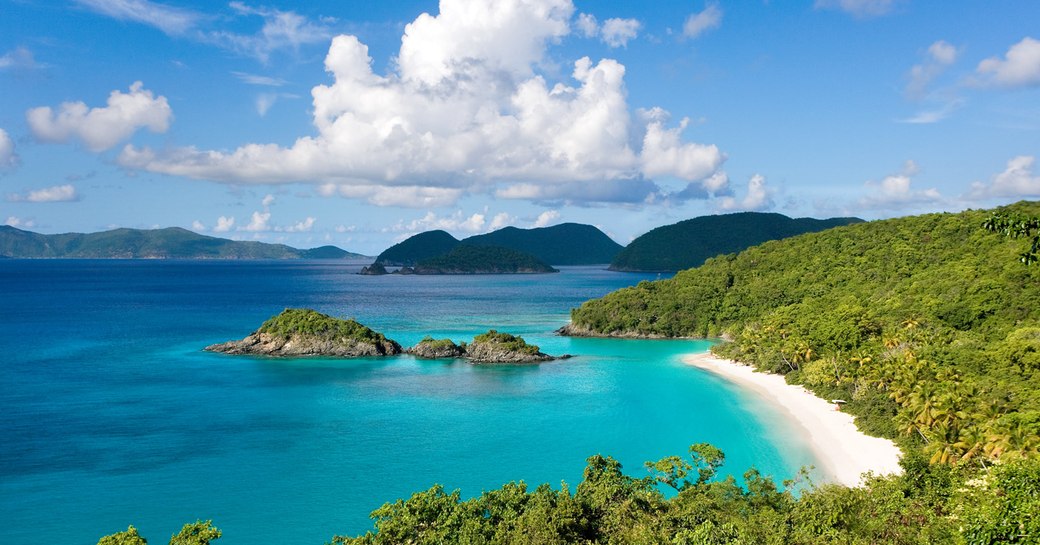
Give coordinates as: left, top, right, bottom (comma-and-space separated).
464, 223, 623, 265
569, 202, 1040, 466
375, 230, 461, 266
375, 223, 622, 266
412, 245, 557, 274
608, 212, 862, 271
0, 226, 365, 259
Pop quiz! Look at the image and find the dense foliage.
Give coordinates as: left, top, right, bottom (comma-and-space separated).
97, 521, 220, 545
0, 226, 362, 259
471, 329, 541, 355
258, 308, 396, 346
375, 230, 461, 266
417, 335, 461, 350
329, 445, 1040, 545
608, 212, 861, 272
413, 245, 557, 274
984, 211, 1040, 265
572, 202, 1040, 466
98, 449, 1040, 544
464, 223, 623, 265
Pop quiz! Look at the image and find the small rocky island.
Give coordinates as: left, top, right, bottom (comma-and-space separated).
207, 309, 567, 364
407, 336, 467, 359
464, 330, 557, 363
205, 308, 403, 357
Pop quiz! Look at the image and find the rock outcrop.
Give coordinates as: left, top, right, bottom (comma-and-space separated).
406, 337, 466, 359
205, 308, 401, 357
464, 330, 556, 364
358, 263, 388, 275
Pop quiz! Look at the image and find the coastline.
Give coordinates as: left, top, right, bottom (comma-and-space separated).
683, 352, 903, 487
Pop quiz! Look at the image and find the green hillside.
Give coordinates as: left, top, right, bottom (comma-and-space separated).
609, 212, 862, 271
0, 226, 365, 259
570, 202, 1040, 466
412, 244, 557, 274
463, 223, 623, 265
374, 230, 460, 266
373, 223, 622, 267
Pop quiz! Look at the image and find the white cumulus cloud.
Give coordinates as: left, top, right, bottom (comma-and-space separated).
8, 184, 80, 203
683, 3, 722, 39
968, 156, 1040, 199
720, 174, 773, 211
191, 220, 206, 231
857, 161, 943, 210
5, 216, 36, 228
390, 210, 490, 236
243, 210, 271, 232
279, 217, 316, 232
976, 37, 1040, 88
575, 13, 598, 38
600, 18, 640, 48
27, 82, 172, 152
118, 0, 725, 207
533, 209, 561, 227
489, 212, 515, 230
213, 216, 235, 232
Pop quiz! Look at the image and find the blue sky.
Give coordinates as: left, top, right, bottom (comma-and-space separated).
1, 0, 1038, 255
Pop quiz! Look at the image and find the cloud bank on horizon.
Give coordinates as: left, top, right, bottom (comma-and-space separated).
114, 0, 727, 209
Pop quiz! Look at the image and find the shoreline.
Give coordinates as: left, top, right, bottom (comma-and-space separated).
682, 352, 902, 487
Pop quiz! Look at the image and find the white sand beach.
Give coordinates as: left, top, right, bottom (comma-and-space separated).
683, 352, 903, 487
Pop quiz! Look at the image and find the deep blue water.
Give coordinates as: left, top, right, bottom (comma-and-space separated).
0, 260, 814, 544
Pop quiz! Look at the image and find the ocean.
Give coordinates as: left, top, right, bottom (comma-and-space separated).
0, 260, 815, 544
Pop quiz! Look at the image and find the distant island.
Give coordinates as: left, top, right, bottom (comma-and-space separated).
207, 308, 566, 363
0, 225, 367, 260
608, 212, 862, 272
411, 245, 557, 274
372, 223, 622, 268
362, 244, 557, 275
375, 230, 461, 266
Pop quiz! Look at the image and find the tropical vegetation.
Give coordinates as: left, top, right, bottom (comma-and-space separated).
571, 202, 1040, 467
119, 449, 1040, 544
413, 245, 557, 274
375, 230, 461, 266
471, 329, 542, 356
258, 308, 395, 346
464, 223, 623, 265
97, 521, 221, 545
608, 212, 861, 272
373, 223, 622, 267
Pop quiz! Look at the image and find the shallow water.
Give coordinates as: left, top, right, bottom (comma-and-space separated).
0, 260, 814, 544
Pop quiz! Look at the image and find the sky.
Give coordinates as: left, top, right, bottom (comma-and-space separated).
1, 0, 1039, 255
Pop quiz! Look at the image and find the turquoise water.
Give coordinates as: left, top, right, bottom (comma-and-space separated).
0, 261, 814, 544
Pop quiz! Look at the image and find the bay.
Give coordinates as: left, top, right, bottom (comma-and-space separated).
0, 260, 814, 545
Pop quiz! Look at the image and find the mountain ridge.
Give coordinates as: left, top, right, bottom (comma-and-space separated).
374, 223, 623, 266
0, 225, 367, 259
608, 212, 862, 272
